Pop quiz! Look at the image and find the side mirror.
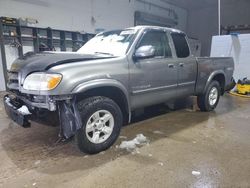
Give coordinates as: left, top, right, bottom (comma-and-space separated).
134, 45, 156, 60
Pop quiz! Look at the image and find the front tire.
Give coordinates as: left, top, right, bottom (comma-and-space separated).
197, 80, 221, 112
76, 96, 123, 154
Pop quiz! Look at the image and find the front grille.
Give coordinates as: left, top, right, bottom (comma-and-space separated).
7, 71, 19, 90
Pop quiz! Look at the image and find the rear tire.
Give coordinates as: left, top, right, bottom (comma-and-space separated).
197, 81, 221, 112
75, 96, 122, 154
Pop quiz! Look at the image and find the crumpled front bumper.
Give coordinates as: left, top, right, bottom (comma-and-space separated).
3, 93, 82, 139
3, 95, 32, 128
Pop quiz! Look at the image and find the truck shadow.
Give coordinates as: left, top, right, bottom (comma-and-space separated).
0, 94, 241, 175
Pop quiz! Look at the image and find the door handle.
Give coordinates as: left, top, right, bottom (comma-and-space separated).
179, 63, 184, 67
168, 64, 174, 68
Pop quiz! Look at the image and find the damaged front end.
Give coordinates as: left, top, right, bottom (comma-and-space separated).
57, 98, 82, 139
4, 95, 32, 128
4, 52, 107, 141
4, 93, 82, 139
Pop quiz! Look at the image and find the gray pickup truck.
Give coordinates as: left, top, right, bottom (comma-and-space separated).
4, 26, 234, 154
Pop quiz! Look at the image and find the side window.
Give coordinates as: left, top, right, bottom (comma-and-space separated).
137, 30, 172, 58
171, 33, 190, 58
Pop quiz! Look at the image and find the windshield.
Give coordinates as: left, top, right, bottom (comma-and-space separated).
77, 29, 137, 56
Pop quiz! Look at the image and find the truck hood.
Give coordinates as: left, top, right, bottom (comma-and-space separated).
10, 52, 114, 76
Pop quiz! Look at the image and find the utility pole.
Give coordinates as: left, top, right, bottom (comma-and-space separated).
218, 0, 221, 35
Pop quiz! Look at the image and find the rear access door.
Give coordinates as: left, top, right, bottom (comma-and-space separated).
170, 32, 197, 97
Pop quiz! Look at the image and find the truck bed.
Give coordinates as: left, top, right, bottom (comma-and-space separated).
195, 57, 234, 94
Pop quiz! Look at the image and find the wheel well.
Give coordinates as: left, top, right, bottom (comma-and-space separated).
76, 86, 129, 124
213, 74, 225, 94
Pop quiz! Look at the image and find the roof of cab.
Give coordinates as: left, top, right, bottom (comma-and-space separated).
127, 25, 185, 34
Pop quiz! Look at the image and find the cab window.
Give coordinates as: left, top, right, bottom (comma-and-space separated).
137, 30, 172, 58
171, 33, 190, 58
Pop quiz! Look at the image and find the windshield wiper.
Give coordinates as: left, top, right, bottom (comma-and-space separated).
94, 52, 114, 56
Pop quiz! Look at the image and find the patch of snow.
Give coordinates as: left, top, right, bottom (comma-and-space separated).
17, 105, 31, 115
5, 97, 15, 108
153, 130, 165, 135
119, 134, 149, 151
192, 171, 201, 176
119, 139, 139, 151
135, 134, 147, 143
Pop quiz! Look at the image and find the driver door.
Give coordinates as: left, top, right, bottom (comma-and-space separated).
129, 30, 178, 109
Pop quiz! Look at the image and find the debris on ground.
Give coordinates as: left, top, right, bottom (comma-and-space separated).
118, 134, 149, 152
148, 154, 153, 157
34, 160, 41, 165
100, 151, 105, 155
158, 162, 164, 166
185, 108, 195, 112
131, 149, 141, 155
119, 136, 127, 139
17, 105, 32, 115
192, 171, 201, 176
153, 130, 165, 135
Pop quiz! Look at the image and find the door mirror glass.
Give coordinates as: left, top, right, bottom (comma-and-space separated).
134, 45, 156, 59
